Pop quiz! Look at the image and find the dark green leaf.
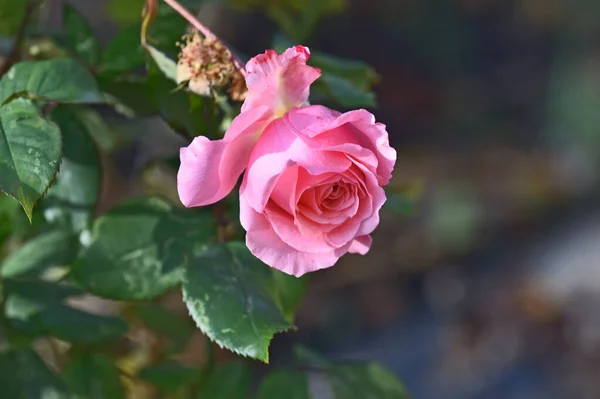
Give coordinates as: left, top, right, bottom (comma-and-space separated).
148, 10, 189, 52
272, 270, 307, 323
0, 59, 103, 105
135, 303, 194, 354
71, 196, 216, 300
0, 0, 27, 37
0, 99, 62, 221
147, 60, 215, 138
63, 3, 100, 65
107, 0, 145, 26
99, 8, 186, 78
98, 24, 145, 77
0, 349, 69, 399
196, 361, 251, 399
313, 74, 376, 108
40, 107, 101, 232
182, 242, 292, 362
99, 75, 157, 117
0, 229, 79, 277
72, 107, 121, 152
257, 360, 408, 399
147, 45, 178, 82
310, 53, 378, 92
256, 369, 309, 399
35, 305, 128, 344
63, 353, 125, 399
4, 278, 82, 320
0, 193, 19, 246
294, 347, 409, 399
329, 362, 409, 399
139, 361, 200, 392
293, 345, 330, 368
0, 193, 47, 249
3, 278, 127, 343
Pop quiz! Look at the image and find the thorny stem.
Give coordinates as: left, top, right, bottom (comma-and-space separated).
161, 0, 247, 75
0, 0, 38, 77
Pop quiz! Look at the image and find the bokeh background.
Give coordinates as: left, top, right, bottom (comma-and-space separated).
39, 0, 600, 398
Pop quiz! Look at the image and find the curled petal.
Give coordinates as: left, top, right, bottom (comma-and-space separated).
285, 105, 397, 185
242, 46, 321, 115
177, 106, 271, 207
348, 235, 372, 255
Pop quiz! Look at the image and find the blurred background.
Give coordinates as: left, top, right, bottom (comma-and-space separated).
35, 0, 600, 397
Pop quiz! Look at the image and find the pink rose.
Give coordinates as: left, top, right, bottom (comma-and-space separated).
177, 45, 396, 276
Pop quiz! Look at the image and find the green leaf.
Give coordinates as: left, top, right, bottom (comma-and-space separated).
272, 270, 307, 323
0, 193, 46, 249
71, 196, 216, 300
35, 305, 128, 344
293, 345, 330, 368
257, 362, 409, 399
0, 193, 19, 246
63, 3, 101, 65
0, 59, 103, 105
3, 278, 127, 343
146, 45, 178, 82
99, 75, 157, 117
146, 60, 216, 138
99, 8, 186, 78
4, 278, 82, 320
256, 369, 309, 399
0, 349, 69, 399
0, 99, 62, 221
298, 50, 379, 109
98, 24, 145, 77
63, 353, 125, 399
0, 0, 27, 37
293, 347, 408, 399
107, 0, 145, 26
310, 53, 378, 92
329, 362, 409, 399
182, 242, 292, 362
72, 107, 121, 152
139, 361, 200, 393
196, 361, 251, 399
0, 229, 79, 277
135, 303, 194, 354
313, 73, 376, 108
40, 107, 101, 232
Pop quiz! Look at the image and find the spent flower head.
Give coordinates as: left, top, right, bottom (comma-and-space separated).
176, 32, 247, 101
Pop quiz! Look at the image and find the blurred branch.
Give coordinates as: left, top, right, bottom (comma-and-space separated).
0, 0, 37, 77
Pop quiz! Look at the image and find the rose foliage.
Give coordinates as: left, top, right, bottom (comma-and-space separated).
0, 0, 409, 398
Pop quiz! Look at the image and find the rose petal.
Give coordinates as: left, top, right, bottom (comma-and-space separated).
177, 106, 271, 207
348, 235, 372, 255
242, 118, 351, 212
269, 165, 299, 215
240, 195, 345, 277
242, 46, 321, 116
353, 161, 387, 236
265, 201, 335, 253
285, 105, 396, 185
